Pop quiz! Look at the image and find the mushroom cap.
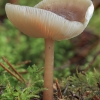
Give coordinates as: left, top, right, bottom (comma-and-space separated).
5, 0, 94, 41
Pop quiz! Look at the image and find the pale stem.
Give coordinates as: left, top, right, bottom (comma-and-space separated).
43, 38, 54, 100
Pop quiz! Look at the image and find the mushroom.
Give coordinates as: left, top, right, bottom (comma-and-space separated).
5, 0, 94, 100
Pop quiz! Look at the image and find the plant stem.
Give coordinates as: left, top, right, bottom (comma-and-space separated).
43, 38, 54, 100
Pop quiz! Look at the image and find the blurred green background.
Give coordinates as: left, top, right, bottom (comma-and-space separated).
0, 0, 100, 78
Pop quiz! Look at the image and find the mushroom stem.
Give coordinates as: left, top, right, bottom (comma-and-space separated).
43, 38, 54, 100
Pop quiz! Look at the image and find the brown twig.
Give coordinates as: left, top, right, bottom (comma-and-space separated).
2, 57, 26, 83
83, 51, 100, 72
55, 79, 63, 99
36, 67, 44, 73
19, 71, 28, 74
16, 60, 31, 66
0, 62, 23, 83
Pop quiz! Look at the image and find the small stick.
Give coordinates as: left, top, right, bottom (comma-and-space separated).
63, 84, 69, 96
19, 71, 28, 74
16, 60, 31, 66
36, 67, 44, 73
55, 79, 63, 99
2, 57, 26, 83
83, 51, 100, 72
0, 62, 23, 83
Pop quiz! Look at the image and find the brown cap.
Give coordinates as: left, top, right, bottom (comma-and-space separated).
5, 0, 94, 40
